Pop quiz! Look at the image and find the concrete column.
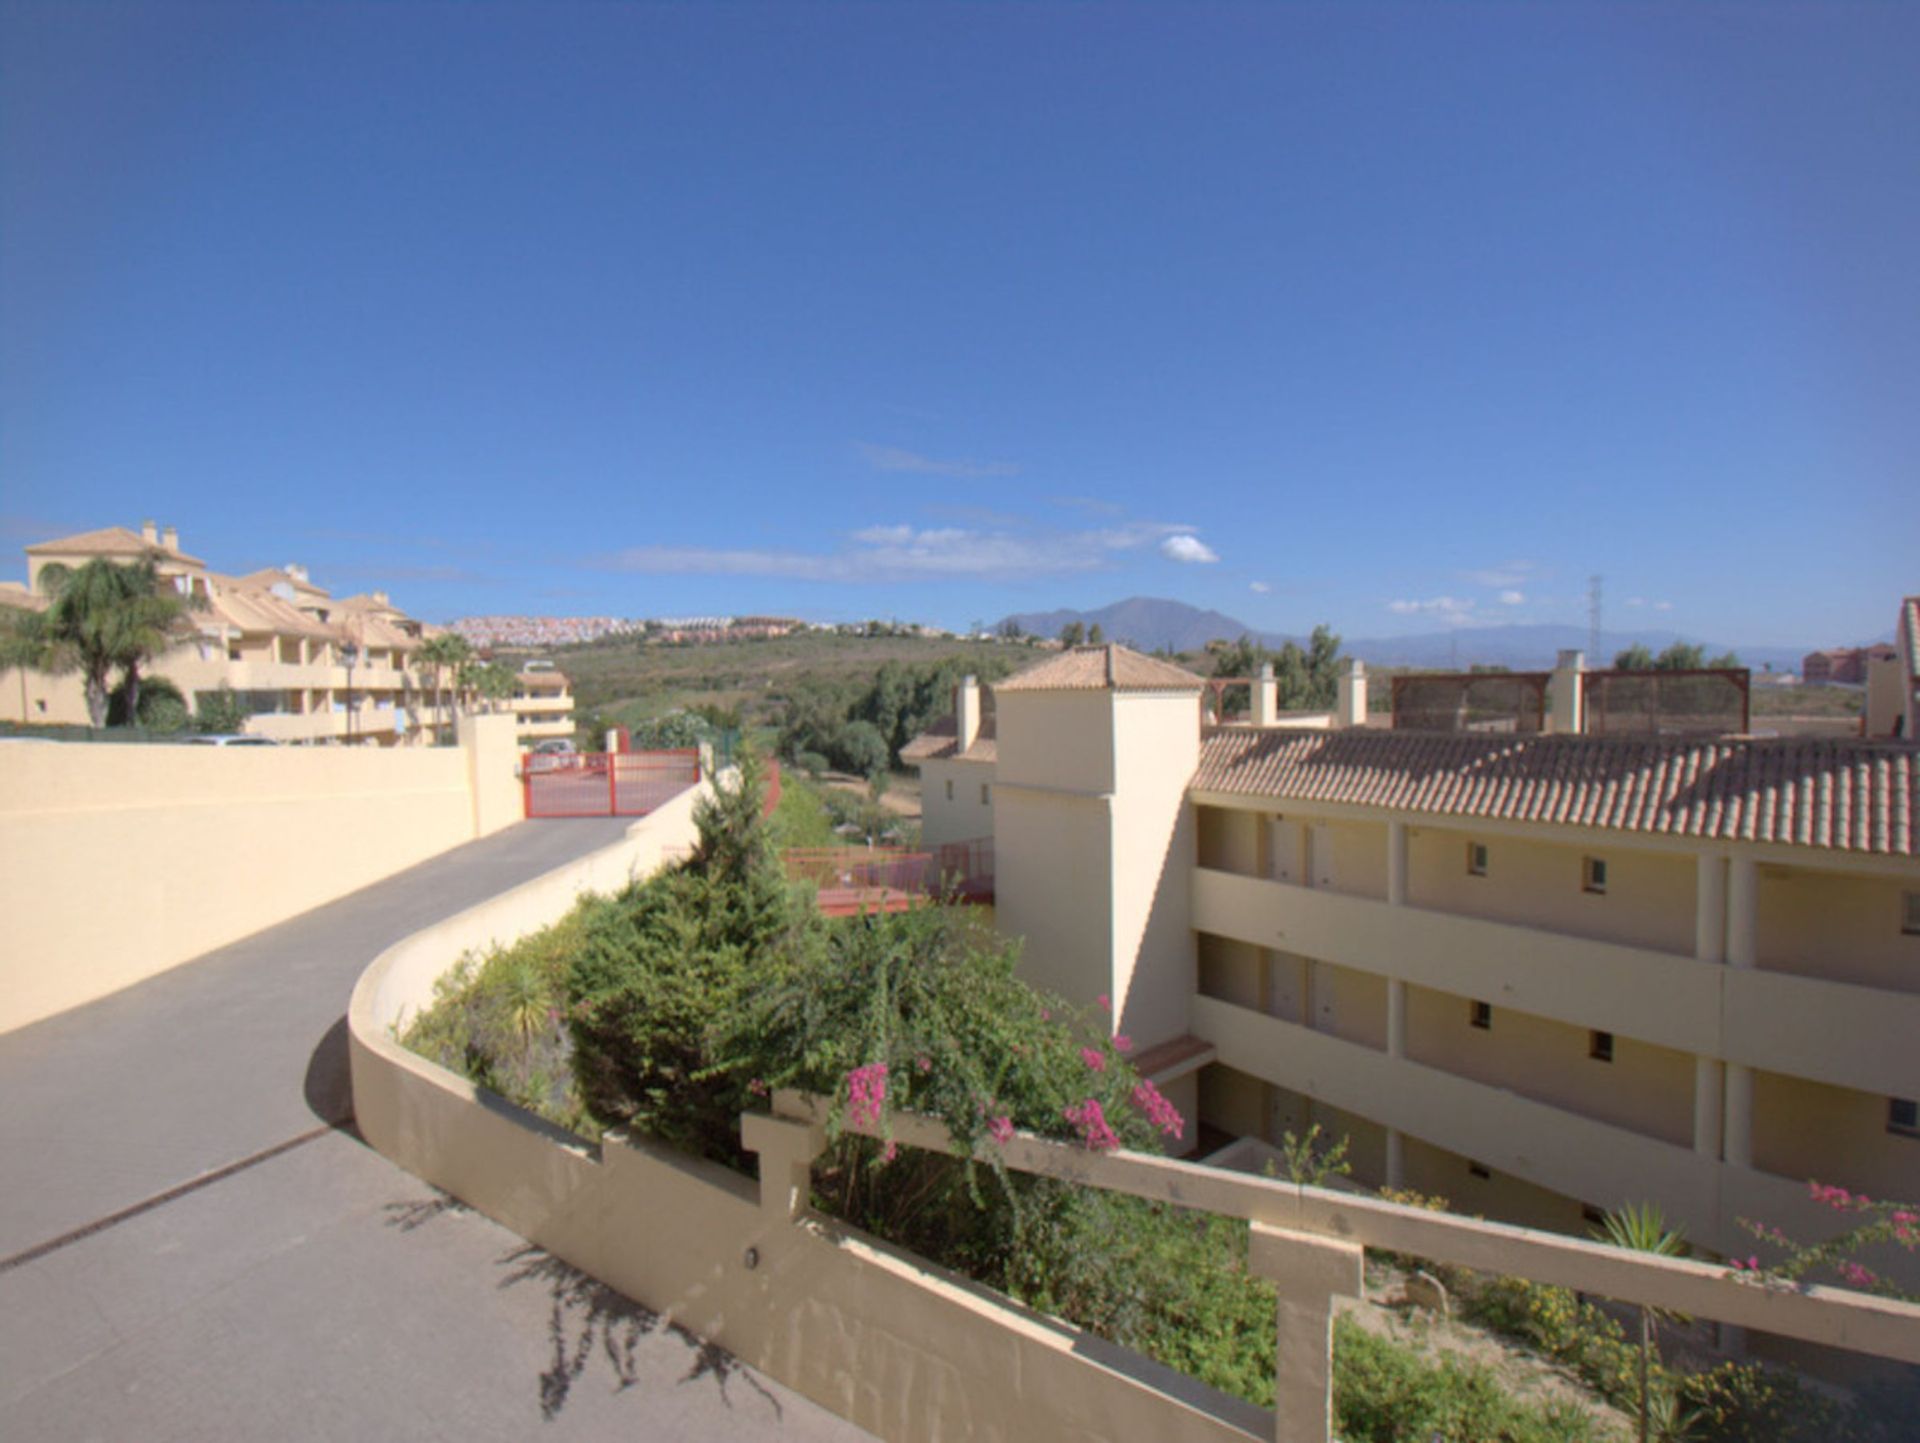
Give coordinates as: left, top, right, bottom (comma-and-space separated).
1386, 821, 1408, 907
1251, 663, 1279, 727
1722, 855, 1757, 1168
1386, 981, 1406, 1060
1249, 1224, 1363, 1443
1385, 1128, 1405, 1191
1694, 854, 1728, 1158
1726, 856, 1757, 970
1550, 649, 1585, 735
1335, 658, 1367, 729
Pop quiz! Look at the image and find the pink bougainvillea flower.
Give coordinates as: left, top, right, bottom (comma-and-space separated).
845, 1062, 889, 1129
747, 1078, 768, 1097
1112, 1034, 1132, 1053
916, 1055, 932, 1074
987, 1115, 1015, 1146
881, 1140, 900, 1164
1130, 1079, 1184, 1139
1064, 1098, 1120, 1152
1080, 1046, 1107, 1073
1095, 993, 1111, 1013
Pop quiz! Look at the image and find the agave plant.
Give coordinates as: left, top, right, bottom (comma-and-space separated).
1594, 1202, 1690, 1443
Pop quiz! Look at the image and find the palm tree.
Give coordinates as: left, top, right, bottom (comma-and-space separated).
416, 633, 471, 741
42, 559, 197, 728
0, 606, 77, 721
1593, 1202, 1689, 1443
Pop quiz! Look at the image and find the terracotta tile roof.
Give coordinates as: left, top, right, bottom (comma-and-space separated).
342, 613, 420, 652
900, 714, 998, 763
1193, 727, 1920, 858
239, 567, 331, 600
996, 644, 1205, 693
0, 582, 49, 613
25, 526, 206, 567
205, 582, 338, 640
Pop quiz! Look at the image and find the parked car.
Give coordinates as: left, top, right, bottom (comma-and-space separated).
524, 737, 579, 773
185, 734, 280, 746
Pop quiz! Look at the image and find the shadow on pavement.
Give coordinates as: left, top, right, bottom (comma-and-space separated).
383, 1189, 781, 1422
304, 1015, 356, 1130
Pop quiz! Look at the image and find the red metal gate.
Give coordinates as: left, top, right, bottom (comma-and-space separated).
522, 749, 701, 819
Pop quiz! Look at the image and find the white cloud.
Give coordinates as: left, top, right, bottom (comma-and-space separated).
1159, 534, 1220, 565
1249, 580, 1271, 594
855, 442, 1018, 480
1463, 560, 1537, 588
1387, 595, 1478, 627
592, 518, 1194, 583
1625, 597, 1646, 608
1654, 600, 1673, 612
1498, 590, 1525, 606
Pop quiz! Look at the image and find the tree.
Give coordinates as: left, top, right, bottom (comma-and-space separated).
1086, 623, 1104, 645
416, 633, 471, 739
41, 558, 197, 728
0, 606, 76, 722
108, 674, 189, 731
1613, 643, 1656, 671
1594, 1202, 1690, 1443
1058, 621, 1085, 646
194, 683, 252, 735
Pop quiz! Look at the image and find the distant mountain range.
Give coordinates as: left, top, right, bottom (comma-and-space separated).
997, 597, 1811, 673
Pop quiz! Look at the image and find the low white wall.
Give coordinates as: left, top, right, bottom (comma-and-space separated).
0, 714, 520, 1034
349, 792, 1268, 1443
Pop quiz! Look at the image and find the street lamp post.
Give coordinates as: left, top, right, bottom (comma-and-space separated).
341, 642, 360, 744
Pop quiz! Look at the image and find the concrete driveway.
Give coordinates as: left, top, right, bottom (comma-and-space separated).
0, 818, 872, 1441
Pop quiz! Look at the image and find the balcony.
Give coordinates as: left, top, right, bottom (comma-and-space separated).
1190, 866, 1920, 1100
1189, 993, 1834, 1259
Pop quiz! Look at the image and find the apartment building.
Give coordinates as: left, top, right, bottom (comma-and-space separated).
905, 642, 1920, 1291
508, 662, 576, 743
1, 522, 437, 745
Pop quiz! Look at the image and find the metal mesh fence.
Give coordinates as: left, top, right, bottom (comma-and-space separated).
1391, 673, 1549, 734
1582, 669, 1750, 738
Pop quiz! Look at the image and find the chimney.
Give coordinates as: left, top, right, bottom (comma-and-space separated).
374, 591, 389, 607
141, 519, 159, 545
1250, 662, 1278, 727
1336, 658, 1368, 728
956, 675, 981, 753
1551, 650, 1585, 735
162, 525, 179, 552
289, 564, 308, 584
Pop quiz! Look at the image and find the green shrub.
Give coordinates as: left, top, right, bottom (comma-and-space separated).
1334, 1317, 1601, 1442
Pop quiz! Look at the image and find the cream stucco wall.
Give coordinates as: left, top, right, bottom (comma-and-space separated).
1405, 821, 1697, 956
1108, 693, 1199, 1048
1753, 1070, 1920, 1206
916, 756, 994, 851
1756, 866, 1920, 992
1403, 983, 1697, 1149
994, 786, 1114, 1009
0, 718, 521, 1034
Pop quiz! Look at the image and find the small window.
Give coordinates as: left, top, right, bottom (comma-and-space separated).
1583, 857, 1608, 895
1470, 1000, 1492, 1030
1467, 842, 1488, 877
1904, 892, 1920, 936
1590, 1030, 1614, 1063
980, 783, 990, 805
1468, 1161, 1492, 1180
944, 779, 954, 802
1891, 1098, 1920, 1138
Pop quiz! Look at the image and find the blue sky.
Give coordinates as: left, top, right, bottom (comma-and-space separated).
2, 2, 1914, 646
